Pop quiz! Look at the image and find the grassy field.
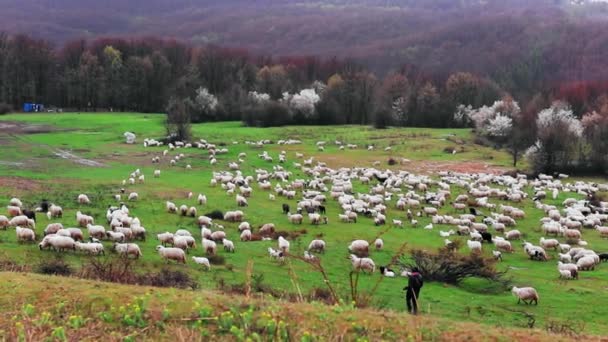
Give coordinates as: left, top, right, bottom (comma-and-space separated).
0, 113, 607, 337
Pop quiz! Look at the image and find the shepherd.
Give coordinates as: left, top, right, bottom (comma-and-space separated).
403, 267, 424, 315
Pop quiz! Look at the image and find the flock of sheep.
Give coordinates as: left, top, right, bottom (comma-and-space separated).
1, 133, 608, 308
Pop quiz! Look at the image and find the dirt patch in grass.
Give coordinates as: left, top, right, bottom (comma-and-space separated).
53, 149, 105, 167
0, 121, 57, 135
0, 176, 44, 193
409, 161, 508, 175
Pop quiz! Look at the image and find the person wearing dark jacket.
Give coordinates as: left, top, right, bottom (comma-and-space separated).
403, 267, 423, 314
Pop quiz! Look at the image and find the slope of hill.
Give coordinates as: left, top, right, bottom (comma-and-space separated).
0, 271, 590, 341
3, 0, 608, 78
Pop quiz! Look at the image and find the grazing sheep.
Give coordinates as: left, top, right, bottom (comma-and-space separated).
348, 240, 370, 255
113, 243, 142, 258
492, 250, 502, 261
222, 238, 235, 252
349, 254, 375, 273
540, 237, 559, 251
288, 213, 303, 224
278, 236, 290, 253
210, 230, 226, 242
44, 223, 63, 235
505, 230, 521, 240
374, 238, 384, 250
192, 256, 211, 270
106, 231, 126, 242
128, 192, 138, 201
156, 245, 186, 263
198, 215, 213, 227
86, 224, 106, 239
259, 223, 275, 236
76, 211, 93, 227
166, 201, 177, 213
523, 242, 547, 261
75, 242, 104, 255
467, 240, 482, 252
307, 239, 326, 253
157, 232, 174, 246
240, 229, 252, 241
511, 286, 539, 305
47, 204, 63, 219
202, 238, 217, 255
9, 215, 35, 229
78, 194, 91, 205
559, 253, 572, 263
15, 226, 36, 242
0, 215, 9, 230
577, 255, 598, 271
39, 235, 76, 252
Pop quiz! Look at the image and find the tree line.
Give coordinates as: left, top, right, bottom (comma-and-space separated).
1, 32, 607, 174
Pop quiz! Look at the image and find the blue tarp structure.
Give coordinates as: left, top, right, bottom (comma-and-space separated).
23, 103, 44, 112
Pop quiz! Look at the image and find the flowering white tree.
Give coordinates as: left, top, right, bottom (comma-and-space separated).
281, 88, 320, 119
193, 87, 218, 113
536, 102, 583, 138
527, 101, 583, 172
249, 91, 271, 104
486, 114, 513, 137
454, 100, 519, 138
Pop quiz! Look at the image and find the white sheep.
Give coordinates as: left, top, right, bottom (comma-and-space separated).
511, 286, 539, 305
577, 255, 597, 271
467, 240, 482, 253
539, 237, 559, 251
202, 238, 217, 255
114, 243, 142, 258
78, 194, 91, 204
15, 226, 36, 242
156, 245, 186, 263
349, 254, 375, 273
39, 235, 76, 252
44, 223, 63, 235
278, 236, 290, 253
128, 192, 138, 201
348, 240, 369, 255
374, 238, 384, 250
240, 229, 252, 241
558, 253, 572, 263
222, 238, 235, 252
75, 242, 104, 255
0, 215, 9, 229
86, 224, 106, 239
154, 170, 161, 178
307, 239, 326, 253
192, 256, 211, 270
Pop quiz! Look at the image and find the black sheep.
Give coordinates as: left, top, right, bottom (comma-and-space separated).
318, 205, 326, 214
40, 199, 49, 213
599, 253, 608, 262
480, 232, 492, 243
22, 209, 36, 222
282, 203, 290, 215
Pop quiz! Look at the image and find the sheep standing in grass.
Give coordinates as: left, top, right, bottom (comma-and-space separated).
308, 239, 326, 253
9, 215, 35, 229
192, 256, 211, 270
114, 243, 142, 258
349, 240, 370, 256
87, 224, 106, 239
156, 245, 186, 263
223, 238, 235, 252
75, 242, 104, 255
374, 238, 384, 250
39, 235, 76, 252
240, 229, 252, 241
78, 194, 91, 205
0, 215, 9, 229
511, 286, 539, 305
540, 237, 559, 251
202, 238, 217, 255
350, 254, 375, 273
278, 236, 290, 253
16, 227, 36, 242
467, 240, 482, 253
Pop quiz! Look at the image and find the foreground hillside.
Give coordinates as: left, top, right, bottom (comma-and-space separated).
0, 113, 607, 336
0, 272, 588, 341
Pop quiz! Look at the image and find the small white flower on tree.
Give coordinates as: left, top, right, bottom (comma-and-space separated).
455, 100, 520, 138
249, 91, 271, 104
